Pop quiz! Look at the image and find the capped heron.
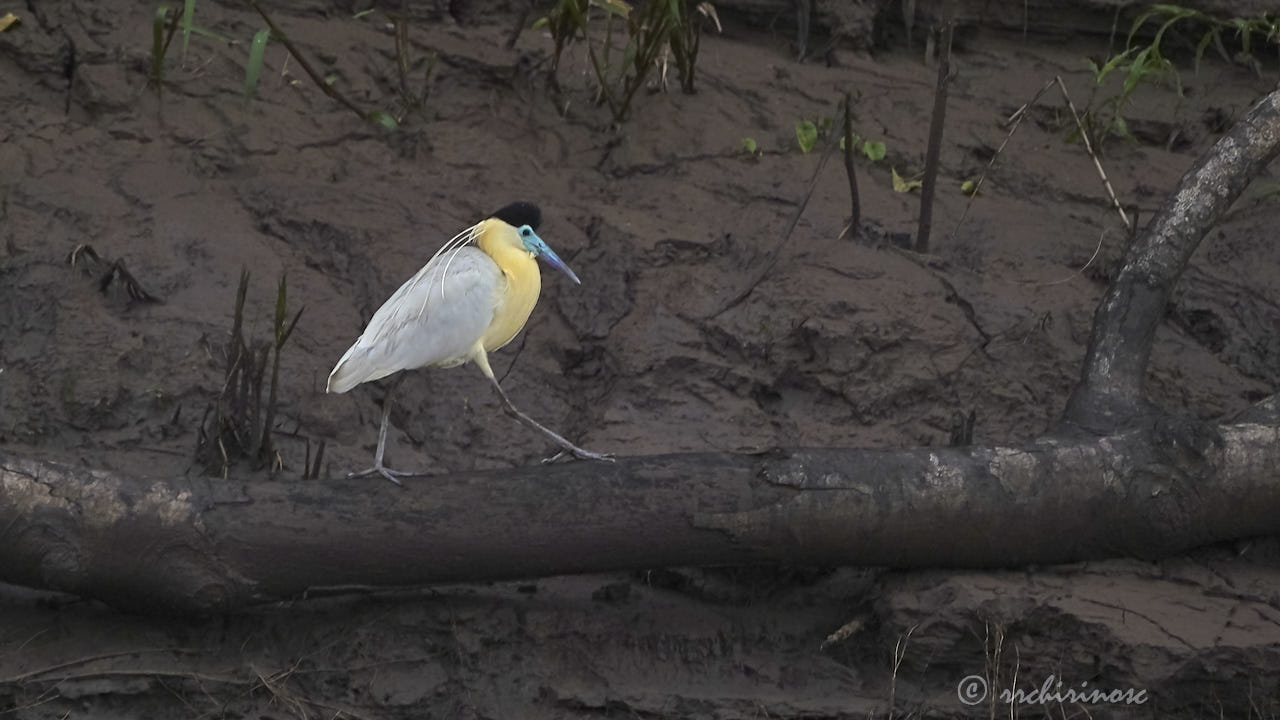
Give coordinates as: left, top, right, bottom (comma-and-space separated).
327, 202, 611, 484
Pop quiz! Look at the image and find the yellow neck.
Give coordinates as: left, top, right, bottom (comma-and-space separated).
477, 220, 542, 352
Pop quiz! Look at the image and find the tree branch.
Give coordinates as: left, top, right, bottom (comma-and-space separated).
1064, 88, 1280, 433
3, 407, 1278, 613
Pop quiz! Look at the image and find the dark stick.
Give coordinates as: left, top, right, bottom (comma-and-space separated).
794, 0, 811, 61
505, 0, 534, 49
914, 5, 954, 254
842, 91, 861, 238
393, 14, 411, 100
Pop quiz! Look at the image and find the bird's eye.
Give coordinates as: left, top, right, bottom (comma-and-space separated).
521, 227, 531, 237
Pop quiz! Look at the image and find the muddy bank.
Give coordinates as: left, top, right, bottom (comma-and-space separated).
2, 0, 1279, 716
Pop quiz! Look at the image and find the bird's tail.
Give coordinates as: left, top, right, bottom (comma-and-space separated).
326, 344, 390, 394
326, 356, 358, 394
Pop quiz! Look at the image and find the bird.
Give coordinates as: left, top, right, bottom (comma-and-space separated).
327, 201, 611, 484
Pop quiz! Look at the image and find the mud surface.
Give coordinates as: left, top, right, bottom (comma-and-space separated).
2, 0, 1280, 717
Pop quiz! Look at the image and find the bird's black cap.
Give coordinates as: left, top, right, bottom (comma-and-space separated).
491, 201, 542, 231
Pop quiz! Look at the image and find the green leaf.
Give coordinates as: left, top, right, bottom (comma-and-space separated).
1094, 47, 1137, 85
1121, 46, 1154, 95
1234, 18, 1254, 56
1127, 7, 1160, 46
1127, 4, 1194, 47
352, 8, 377, 19
795, 120, 817, 153
1112, 114, 1131, 139
531, 15, 550, 29
368, 111, 399, 129
244, 27, 269, 103
590, 0, 632, 18
1193, 28, 1217, 75
892, 167, 921, 193
1151, 8, 1198, 50
961, 179, 978, 196
861, 140, 886, 162
741, 137, 758, 153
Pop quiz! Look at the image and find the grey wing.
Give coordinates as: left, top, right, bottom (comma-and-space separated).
327, 247, 503, 393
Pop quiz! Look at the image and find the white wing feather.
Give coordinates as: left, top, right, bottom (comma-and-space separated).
327, 246, 503, 393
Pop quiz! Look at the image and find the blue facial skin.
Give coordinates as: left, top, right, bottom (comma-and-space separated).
519, 224, 581, 285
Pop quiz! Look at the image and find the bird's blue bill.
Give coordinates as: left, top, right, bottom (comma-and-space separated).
524, 231, 581, 285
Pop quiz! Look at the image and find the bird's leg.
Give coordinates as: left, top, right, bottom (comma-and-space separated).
348, 375, 418, 484
486, 376, 613, 463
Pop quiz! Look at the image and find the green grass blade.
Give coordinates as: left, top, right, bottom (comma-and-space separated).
1122, 46, 1153, 95
1095, 47, 1136, 84
1194, 29, 1216, 74
1127, 6, 1163, 47
1151, 9, 1197, 51
244, 27, 270, 103
152, 6, 169, 86
1238, 22, 1254, 57
180, 0, 196, 63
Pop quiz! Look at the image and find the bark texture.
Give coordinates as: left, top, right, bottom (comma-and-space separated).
1065, 89, 1280, 432
3, 415, 1279, 613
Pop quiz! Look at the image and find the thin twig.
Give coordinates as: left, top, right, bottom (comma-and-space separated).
310, 439, 325, 479
1053, 75, 1133, 232
393, 14, 411, 100
1019, 228, 1110, 287
251, 660, 376, 720
708, 129, 839, 318
949, 77, 1055, 239
246, 0, 375, 124
505, 0, 534, 49
949, 75, 1133, 242
2, 649, 199, 684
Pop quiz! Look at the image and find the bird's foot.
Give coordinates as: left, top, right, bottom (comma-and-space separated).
541, 446, 616, 464
347, 465, 418, 485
